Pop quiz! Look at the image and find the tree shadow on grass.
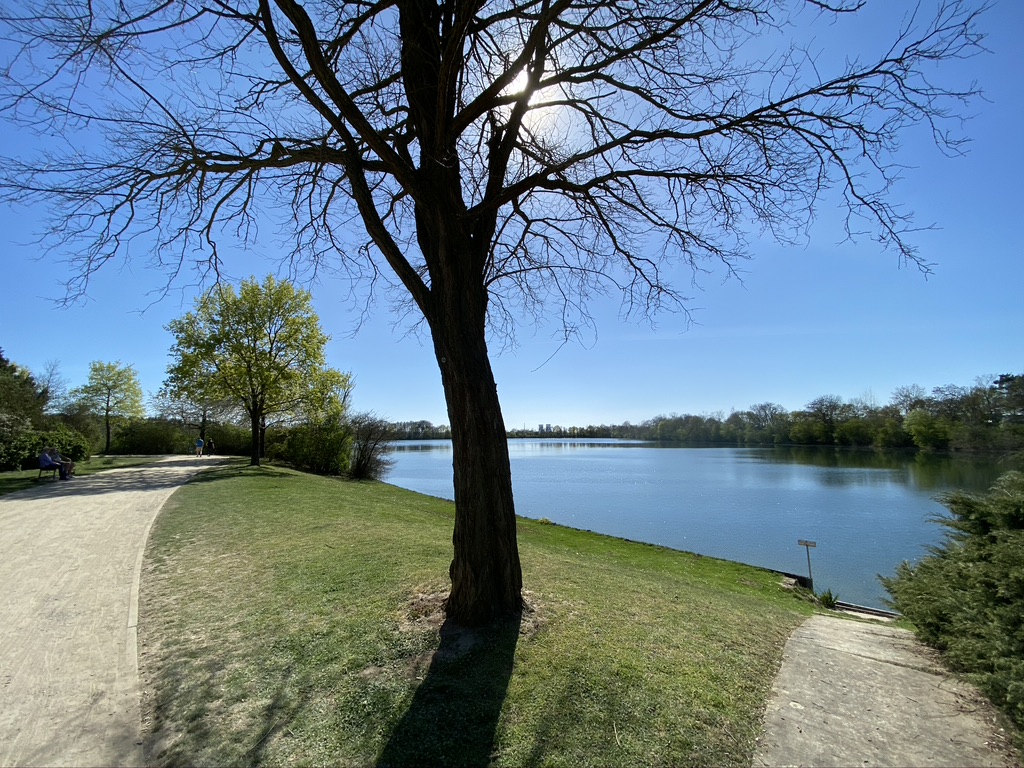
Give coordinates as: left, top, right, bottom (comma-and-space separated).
184, 461, 295, 484
376, 613, 521, 768
146, 658, 310, 768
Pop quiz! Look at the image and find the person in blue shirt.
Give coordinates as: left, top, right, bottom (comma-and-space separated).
195, 437, 204, 457
40, 448, 68, 480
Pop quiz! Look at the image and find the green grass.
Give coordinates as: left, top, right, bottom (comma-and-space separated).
139, 464, 813, 767
0, 454, 165, 497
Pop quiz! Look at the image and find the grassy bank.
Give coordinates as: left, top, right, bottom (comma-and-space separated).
139, 464, 813, 767
0, 454, 164, 497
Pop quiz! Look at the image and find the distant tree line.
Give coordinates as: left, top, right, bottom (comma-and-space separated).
390, 421, 452, 440
501, 374, 1024, 454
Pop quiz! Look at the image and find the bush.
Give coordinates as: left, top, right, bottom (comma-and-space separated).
282, 416, 353, 476
205, 422, 250, 456
111, 418, 190, 454
882, 471, 1024, 731
0, 422, 93, 470
0, 413, 35, 471
348, 413, 395, 480
36, 424, 92, 463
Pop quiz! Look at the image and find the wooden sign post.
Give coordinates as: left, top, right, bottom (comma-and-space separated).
798, 539, 816, 591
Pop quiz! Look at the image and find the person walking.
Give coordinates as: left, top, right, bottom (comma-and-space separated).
194, 437, 204, 457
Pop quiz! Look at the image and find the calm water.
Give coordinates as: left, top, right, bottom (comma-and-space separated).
386, 439, 1008, 609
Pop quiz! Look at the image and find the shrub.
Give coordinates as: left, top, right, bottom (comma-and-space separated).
35, 424, 92, 463
111, 418, 190, 454
206, 422, 250, 456
283, 416, 353, 476
0, 413, 35, 471
348, 413, 395, 481
817, 588, 839, 610
1, 422, 93, 470
882, 471, 1024, 731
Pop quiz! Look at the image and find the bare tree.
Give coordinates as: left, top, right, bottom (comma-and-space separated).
0, 0, 984, 625
749, 402, 788, 432
37, 360, 70, 414
890, 384, 928, 416
805, 394, 850, 442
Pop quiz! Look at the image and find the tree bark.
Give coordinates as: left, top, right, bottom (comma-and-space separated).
249, 407, 262, 467
430, 284, 523, 626
103, 393, 112, 454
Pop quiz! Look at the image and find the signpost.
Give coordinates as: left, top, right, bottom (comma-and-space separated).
798, 539, 816, 591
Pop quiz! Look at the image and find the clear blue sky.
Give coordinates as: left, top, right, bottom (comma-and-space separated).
1, 2, 1020, 430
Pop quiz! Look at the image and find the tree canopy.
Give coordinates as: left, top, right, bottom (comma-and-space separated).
0, 0, 985, 625
70, 360, 145, 453
0, 349, 47, 430
165, 275, 351, 466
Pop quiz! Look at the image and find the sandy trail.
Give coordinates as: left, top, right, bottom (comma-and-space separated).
0, 456, 222, 768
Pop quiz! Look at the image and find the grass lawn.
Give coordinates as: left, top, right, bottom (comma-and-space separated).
0, 454, 166, 497
140, 463, 814, 767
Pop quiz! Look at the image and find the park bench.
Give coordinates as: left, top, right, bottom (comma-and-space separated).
37, 457, 59, 480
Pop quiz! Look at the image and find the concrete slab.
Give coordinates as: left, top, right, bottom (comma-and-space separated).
753, 614, 1020, 768
0, 456, 224, 768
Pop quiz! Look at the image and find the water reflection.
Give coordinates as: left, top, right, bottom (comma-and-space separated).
390, 440, 453, 454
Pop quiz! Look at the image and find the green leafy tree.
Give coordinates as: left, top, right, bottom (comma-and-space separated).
70, 361, 145, 453
995, 374, 1024, 417
904, 408, 951, 451
166, 276, 352, 466
0, 349, 47, 428
0, 1, 984, 625
0, 350, 48, 469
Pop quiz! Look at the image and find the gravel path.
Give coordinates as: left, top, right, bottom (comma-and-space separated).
0, 456, 223, 768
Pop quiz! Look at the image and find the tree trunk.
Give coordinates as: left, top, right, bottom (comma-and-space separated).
430, 289, 523, 626
249, 408, 262, 466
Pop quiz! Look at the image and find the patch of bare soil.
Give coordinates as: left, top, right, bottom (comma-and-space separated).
388, 586, 547, 672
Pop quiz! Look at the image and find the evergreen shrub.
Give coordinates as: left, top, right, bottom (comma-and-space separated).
882, 471, 1024, 732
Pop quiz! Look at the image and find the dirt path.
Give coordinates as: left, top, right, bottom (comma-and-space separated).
0, 456, 223, 768
754, 613, 1020, 767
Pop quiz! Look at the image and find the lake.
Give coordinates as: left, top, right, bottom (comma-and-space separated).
385, 439, 1008, 609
